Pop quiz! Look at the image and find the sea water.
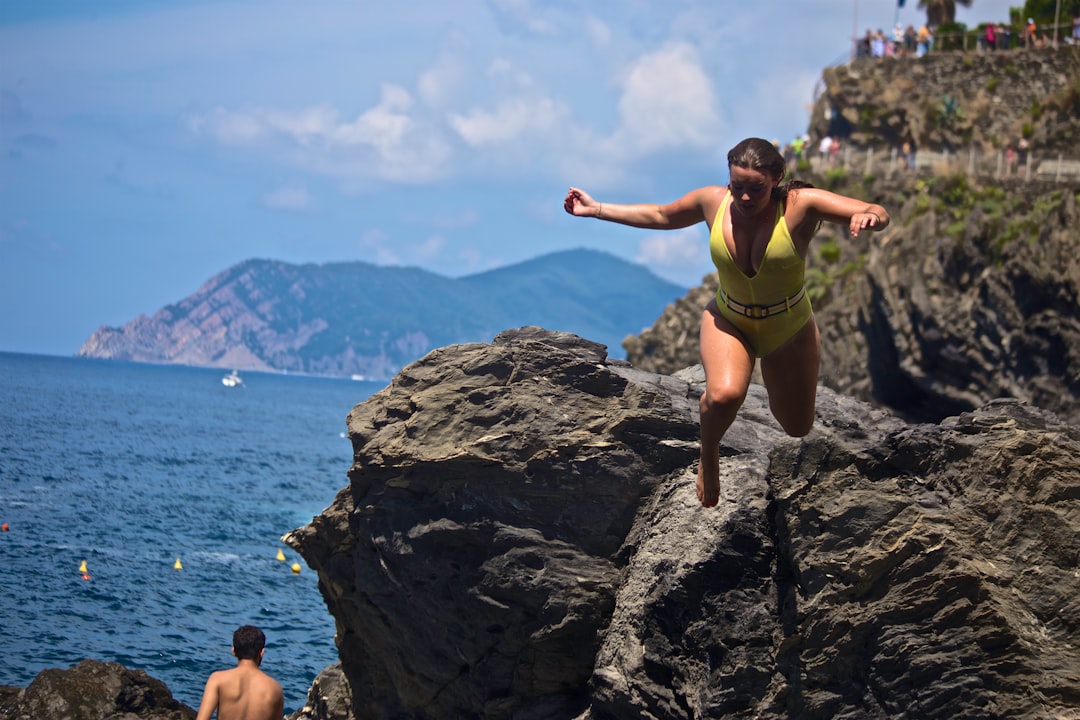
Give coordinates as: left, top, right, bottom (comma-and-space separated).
0, 352, 383, 713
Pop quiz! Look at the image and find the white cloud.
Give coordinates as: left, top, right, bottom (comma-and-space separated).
356, 228, 400, 266
636, 227, 704, 267
263, 185, 313, 212
411, 234, 446, 262
635, 226, 713, 287
449, 96, 566, 147
187, 85, 452, 184
331, 85, 413, 148
613, 43, 721, 154
418, 56, 465, 109
188, 108, 268, 145
584, 17, 612, 48
486, 57, 535, 88
487, 0, 558, 35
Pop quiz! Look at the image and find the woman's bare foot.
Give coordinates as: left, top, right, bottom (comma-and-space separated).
696, 453, 720, 507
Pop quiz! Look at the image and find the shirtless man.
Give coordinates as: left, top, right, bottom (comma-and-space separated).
195, 625, 285, 720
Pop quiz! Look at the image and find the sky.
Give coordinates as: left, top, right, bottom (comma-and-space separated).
0, 0, 1018, 356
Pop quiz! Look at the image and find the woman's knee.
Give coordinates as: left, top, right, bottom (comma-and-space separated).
701, 382, 748, 414
772, 404, 815, 437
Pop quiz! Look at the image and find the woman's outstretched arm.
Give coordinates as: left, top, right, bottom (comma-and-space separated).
564, 185, 720, 230
789, 187, 890, 238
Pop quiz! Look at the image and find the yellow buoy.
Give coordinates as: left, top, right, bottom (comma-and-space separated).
173, 558, 183, 570
290, 563, 301, 574
276, 549, 286, 561
79, 560, 88, 573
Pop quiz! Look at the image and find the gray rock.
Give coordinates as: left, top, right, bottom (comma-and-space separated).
286, 327, 1080, 719
287, 664, 354, 720
0, 660, 195, 720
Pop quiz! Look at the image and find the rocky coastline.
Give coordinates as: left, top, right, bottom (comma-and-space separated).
278, 327, 1080, 719
6, 47, 1080, 720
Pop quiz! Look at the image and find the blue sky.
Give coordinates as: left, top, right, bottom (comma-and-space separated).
1, 0, 1016, 356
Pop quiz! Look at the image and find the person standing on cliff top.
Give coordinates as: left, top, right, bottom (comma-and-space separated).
196, 625, 284, 720
564, 137, 890, 508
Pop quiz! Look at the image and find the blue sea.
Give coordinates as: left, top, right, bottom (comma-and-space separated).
0, 352, 383, 713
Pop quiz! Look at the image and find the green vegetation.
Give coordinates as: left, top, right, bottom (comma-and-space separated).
935, 21, 968, 51
822, 166, 849, 190
894, 173, 1062, 265
936, 95, 966, 128
858, 105, 876, 131
986, 76, 1000, 93
805, 234, 866, 304
818, 239, 842, 265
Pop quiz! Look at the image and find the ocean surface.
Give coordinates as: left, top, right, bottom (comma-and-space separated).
0, 352, 384, 713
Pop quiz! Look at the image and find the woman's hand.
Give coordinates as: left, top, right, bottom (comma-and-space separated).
849, 211, 884, 236
564, 187, 601, 218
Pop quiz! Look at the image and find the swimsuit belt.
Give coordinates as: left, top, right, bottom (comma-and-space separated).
719, 285, 806, 319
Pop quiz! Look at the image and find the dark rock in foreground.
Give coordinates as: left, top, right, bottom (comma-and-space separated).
0, 660, 194, 720
288, 664, 354, 720
286, 327, 1080, 719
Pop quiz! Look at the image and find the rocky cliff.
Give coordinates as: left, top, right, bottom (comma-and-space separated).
809, 46, 1080, 154
285, 327, 1080, 720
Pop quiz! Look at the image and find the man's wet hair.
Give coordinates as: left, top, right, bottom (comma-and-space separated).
233, 625, 266, 660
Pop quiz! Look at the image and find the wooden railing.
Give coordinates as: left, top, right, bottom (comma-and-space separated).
805, 145, 1080, 182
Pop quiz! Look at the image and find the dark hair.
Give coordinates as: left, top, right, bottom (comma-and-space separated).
233, 625, 266, 661
727, 137, 814, 201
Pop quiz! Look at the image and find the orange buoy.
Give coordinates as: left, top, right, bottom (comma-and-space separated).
1, 523, 9, 531
81, 573, 91, 580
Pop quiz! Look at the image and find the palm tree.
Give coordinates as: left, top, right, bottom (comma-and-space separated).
918, 0, 973, 26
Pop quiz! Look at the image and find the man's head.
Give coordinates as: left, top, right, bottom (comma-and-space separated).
232, 625, 266, 662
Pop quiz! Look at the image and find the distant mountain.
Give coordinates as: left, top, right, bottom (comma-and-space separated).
76, 249, 685, 379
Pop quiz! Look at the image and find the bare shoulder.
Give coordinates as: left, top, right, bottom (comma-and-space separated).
694, 185, 728, 222
255, 669, 284, 695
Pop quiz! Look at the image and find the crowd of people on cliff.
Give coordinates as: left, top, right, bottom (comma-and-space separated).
855, 14, 1080, 59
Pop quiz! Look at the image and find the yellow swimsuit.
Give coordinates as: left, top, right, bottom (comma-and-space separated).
709, 192, 812, 357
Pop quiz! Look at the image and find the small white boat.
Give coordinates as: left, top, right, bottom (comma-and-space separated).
222, 370, 244, 387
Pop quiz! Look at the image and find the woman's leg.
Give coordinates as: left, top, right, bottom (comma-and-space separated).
698, 301, 755, 507
760, 316, 820, 437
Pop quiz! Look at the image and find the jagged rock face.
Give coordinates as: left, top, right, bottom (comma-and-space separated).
817, 179, 1080, 425
288, 664, 354, 720
287, 327, 1080, 720
287, 327, 701, 719
0, 660, 195, 720
808, 47, 1080, 154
